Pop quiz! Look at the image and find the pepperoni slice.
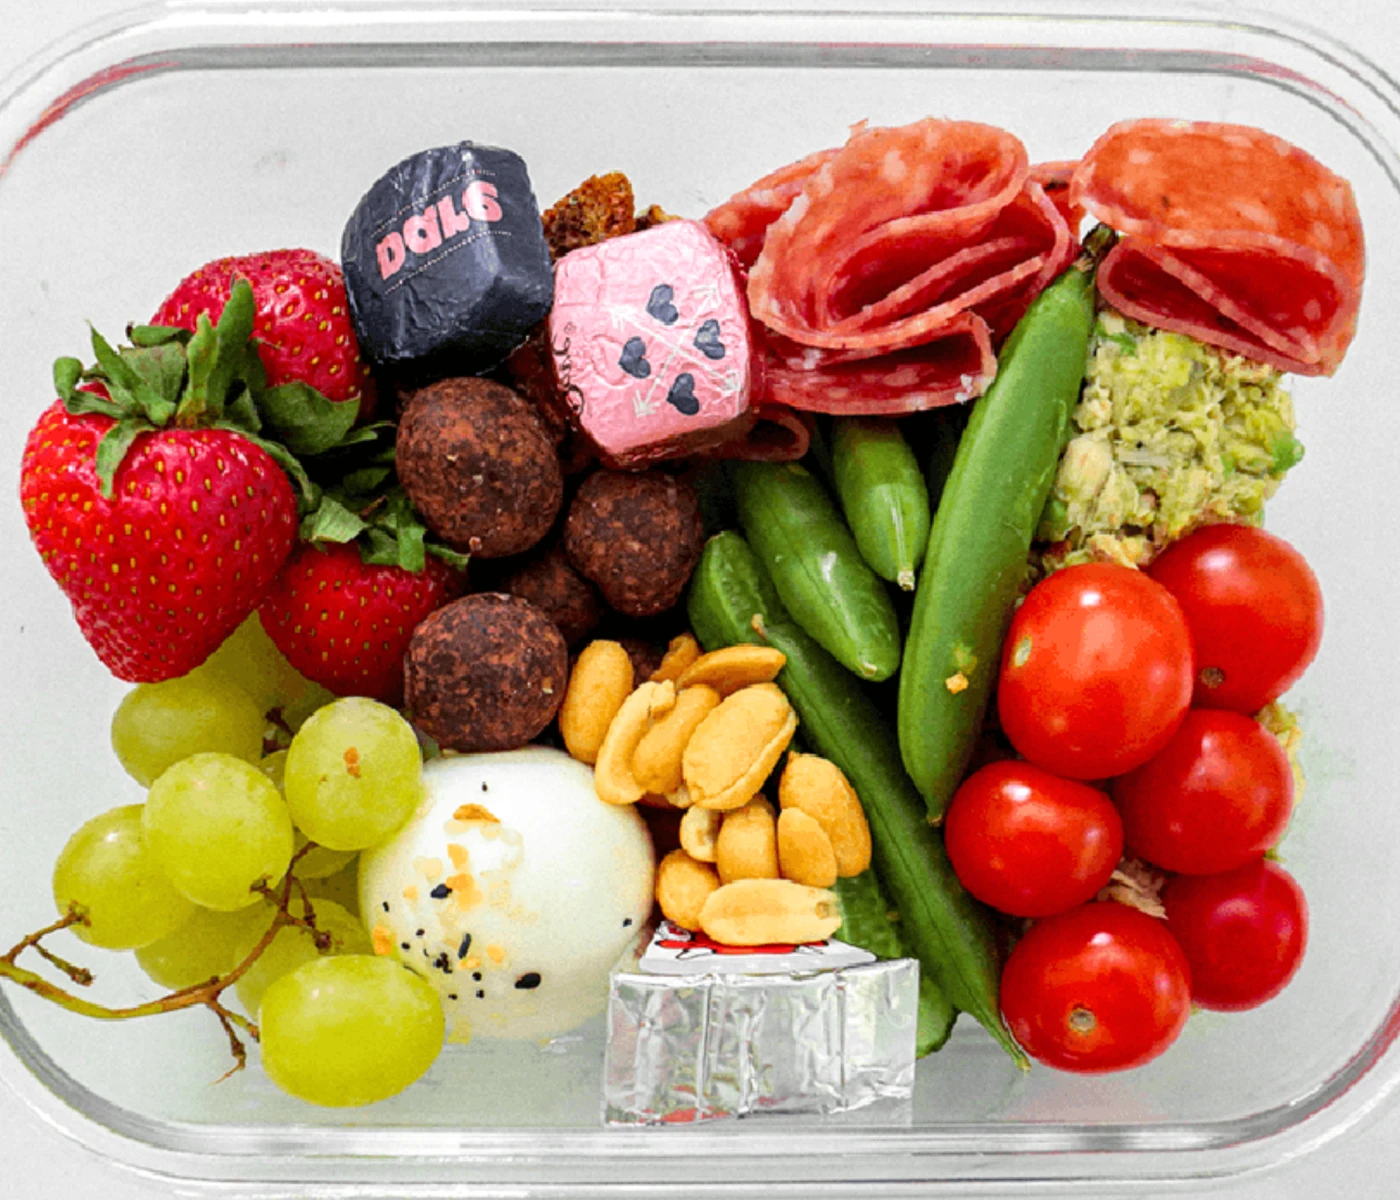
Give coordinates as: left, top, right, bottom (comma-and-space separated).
1071, 119, 1363, 374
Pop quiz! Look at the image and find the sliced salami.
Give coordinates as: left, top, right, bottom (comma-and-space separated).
703, 146, 839, 270
1030, 160, 1084, 234
759, 312, 997, 416
1071, 119, 1363, 374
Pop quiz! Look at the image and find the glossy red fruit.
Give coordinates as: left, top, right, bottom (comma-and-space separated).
20, 399, 297, 681
1163, 858, 1308, 1011
258, 540, 464, 703
944, 760, 1123, 918
1000, 901, 1192, 1073
1147, 523, 1323, 713
151, 248, 377, 419
1113, 708, 1294, 875
997, 563, 1194, 779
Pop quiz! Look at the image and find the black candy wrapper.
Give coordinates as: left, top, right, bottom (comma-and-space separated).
341, 143, 554, 375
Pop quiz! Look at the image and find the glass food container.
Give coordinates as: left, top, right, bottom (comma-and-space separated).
1, 1, 1397, 1193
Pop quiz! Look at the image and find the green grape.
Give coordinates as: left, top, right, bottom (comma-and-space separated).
199, 614, 314, 714
134, 902, 272, 989
52, 805, 194, 949
259, 955, 445, 1107
283, 698, 423, 852
234, 898, 371, 1017
304, 858, 361, 917
143, 753, 295, 911
110, 673, 266, 787
258, 751, 356, 879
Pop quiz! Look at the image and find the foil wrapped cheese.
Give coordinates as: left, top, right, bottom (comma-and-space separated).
548, 219, 755, 468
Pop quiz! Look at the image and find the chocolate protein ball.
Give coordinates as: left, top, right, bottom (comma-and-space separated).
563, 469, 704, 618
404, 593, 568, 753
500, 542, 604, 647
396, 376, 563, 558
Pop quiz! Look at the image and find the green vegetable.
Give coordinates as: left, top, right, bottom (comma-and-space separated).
1035, 307, 1302, 569
687, 530, 1024, 1066
835, 869, 958, 1056
733, 460, 902, 682
831, 417, 931, 592
897, 227, 1109, 821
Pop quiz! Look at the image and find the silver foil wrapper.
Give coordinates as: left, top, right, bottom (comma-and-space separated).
603, 957, 919, 1124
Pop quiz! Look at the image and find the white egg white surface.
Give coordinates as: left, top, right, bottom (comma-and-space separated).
359, 746, 654, 1042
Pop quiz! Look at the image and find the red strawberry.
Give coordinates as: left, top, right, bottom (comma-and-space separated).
20, 396, 298, 682
257, 541, 464, 703
151, 248, 377, 420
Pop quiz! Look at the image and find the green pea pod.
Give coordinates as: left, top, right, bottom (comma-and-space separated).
831, 417, 931, 592
687, 530, 1025, 1067
835, 869, 958, 1056
733, 460, 902, 682
898, 228, 1112, 821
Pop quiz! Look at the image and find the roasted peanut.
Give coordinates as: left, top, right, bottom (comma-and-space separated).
777, 751, 872, 876
675, 644, 787, 696
679, 804, 723, 863
655, 848, 720, 931
650, 632, 702, 684
630, 684, 722, 796
559, 640, 634, 765
715, 795, 779, 883
699, 878, 842, 946
593, 680, 676, 806
776, 807, 838, 888
683, 682, 798, 811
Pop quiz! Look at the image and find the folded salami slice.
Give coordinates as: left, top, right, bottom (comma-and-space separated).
703, 147, 839, 270
760, 313, 997, 416
1070, 119, 1364, 375
1030, 160, 1084, 234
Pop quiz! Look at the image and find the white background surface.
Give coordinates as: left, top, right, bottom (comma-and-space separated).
0, 0, 1397, 1196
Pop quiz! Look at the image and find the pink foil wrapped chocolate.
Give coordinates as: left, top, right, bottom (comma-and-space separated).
548, 220, 755, 468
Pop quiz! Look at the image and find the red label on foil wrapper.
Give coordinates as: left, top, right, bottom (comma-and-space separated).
548, 219, 754, 468
639, 920, 878, 977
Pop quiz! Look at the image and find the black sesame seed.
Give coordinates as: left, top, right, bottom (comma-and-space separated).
481, 781, 489, 792
448, 993, 458, 1001
430, 883, 451, 899
434, 952, 453, 975
472, 971, 483, 982
457, 932, 473, 960
475, 989, 485, 999
514, 972, 542, 990
382, 901, 390, 913
401, 942, 411, 951
416, 928, 426, 938
623, 918, 634, 928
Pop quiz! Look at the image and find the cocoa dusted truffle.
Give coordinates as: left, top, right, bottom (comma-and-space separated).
404, 593, 567, 753
397, 377, 563, 558
563, 469, 704, 617
501, 542, 604, 646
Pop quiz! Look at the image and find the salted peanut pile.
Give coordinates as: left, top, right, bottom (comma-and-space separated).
560, 635, 873, 946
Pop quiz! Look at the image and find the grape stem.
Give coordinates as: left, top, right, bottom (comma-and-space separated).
0, 844, 324, 1078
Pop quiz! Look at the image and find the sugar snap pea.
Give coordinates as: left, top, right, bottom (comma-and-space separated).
898, 228, 1112, 821
687, 530, 1025, 1066
732, 460, 902, 682
835, 869, 958, 1056
831, 417, 931, 592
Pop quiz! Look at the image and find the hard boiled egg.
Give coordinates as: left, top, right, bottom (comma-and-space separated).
359, 746, 654, 1042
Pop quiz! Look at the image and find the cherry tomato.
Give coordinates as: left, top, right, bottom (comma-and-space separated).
1146, 523, 1322, 714
944, 760, 1123, 918
1162, 858, 1308, 1011
996, 563, 1194, 780
1113, 708, 1294, 875
999, 902, 1192, 1073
